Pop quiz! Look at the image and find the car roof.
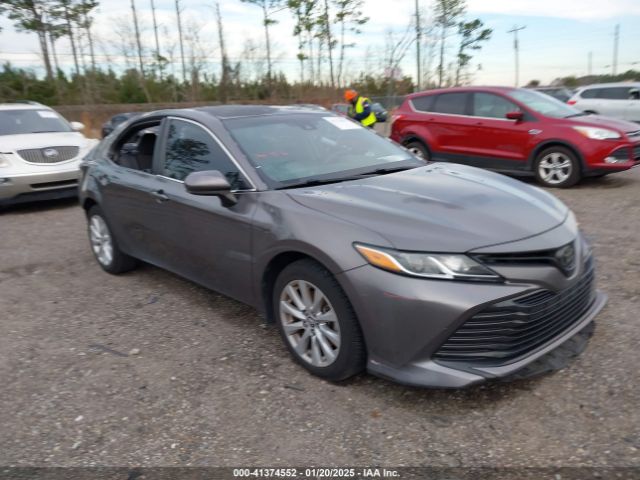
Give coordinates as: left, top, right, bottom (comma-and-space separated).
183, 105, 330, 120
579, 82, 640, 90
407, 86, 518, 98
0, 103, 51, 111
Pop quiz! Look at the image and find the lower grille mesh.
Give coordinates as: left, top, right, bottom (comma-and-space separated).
434, 260, 596, 366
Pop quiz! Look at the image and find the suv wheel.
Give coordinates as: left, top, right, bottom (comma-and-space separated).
405, 141, 430, 161
273, 259, 365, 381
87, 206, 137, 274
534, 146, 581, 188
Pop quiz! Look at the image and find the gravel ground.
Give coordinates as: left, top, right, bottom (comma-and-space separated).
0, 168, 639, 468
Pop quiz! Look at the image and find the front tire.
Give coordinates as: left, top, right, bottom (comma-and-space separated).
404, 140, 430, 161
87, 206, 137, 274
534, 146, 581, 188
273, 259, 366, 381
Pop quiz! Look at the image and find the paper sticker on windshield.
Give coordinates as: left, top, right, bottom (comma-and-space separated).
323, 117, 361, 130
37, 111, 59, 118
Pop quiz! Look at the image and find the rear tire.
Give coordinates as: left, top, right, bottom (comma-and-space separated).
404, 140, 430, 162
534, 146, 581, 188
273, 259, 366, 381
87, 205, 137, 274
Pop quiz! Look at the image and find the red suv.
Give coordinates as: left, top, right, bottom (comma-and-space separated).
391, 86, 640, 187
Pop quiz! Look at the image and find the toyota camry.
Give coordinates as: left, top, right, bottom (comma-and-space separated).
79, 106, 606, 388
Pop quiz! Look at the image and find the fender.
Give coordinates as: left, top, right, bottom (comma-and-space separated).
527, 139, 587, 172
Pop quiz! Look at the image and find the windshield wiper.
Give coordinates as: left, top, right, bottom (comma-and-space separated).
354, 165, 417, 177
30, 130, 63, 133
276, 176, 360, 190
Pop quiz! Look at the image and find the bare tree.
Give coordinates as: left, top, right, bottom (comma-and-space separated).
240, 0, 283, 94
0, 0, 56, 81
333, 0, 368, 88
174, 0, 186, 83
455, 19, 491, 85
149, 0, 162, 77
383, 24, 415, 95
129, 0, 151, 101
434, 0, 466, 87
215, 2, 232, 102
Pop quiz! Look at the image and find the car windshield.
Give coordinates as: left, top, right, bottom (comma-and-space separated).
509, 89, 580, 118
223, 114, 421, 188
0, 109, 72, 136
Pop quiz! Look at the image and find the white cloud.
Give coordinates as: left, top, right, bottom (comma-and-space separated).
467, 0, 640, 20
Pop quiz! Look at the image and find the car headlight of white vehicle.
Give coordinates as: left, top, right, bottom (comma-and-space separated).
572, 126, 621, 140
0, 153, 11, 168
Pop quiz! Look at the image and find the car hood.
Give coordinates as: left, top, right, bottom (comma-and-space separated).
566, 114, 639, 133
0, 132, 92, 152
287, 164, 569, 252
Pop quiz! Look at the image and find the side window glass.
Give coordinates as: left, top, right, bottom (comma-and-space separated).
411, 95, 434, 112
580, 89, 598, 99
600, 87, 632, 100
432, 93, 468, 115
473, 93, 519, 119
112, 124, 159, 173
163, 119, 249, 190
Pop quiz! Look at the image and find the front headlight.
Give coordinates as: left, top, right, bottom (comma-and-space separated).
572, 126, 621, 140
354, 244, 502, 281
0, 153, 11, 168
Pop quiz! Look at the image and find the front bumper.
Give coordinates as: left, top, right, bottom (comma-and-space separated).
337, 262, 606, 388
0, 168, 81, 205
583, 141, 640, 173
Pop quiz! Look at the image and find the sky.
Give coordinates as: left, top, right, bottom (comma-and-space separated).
0, 0, 639, 87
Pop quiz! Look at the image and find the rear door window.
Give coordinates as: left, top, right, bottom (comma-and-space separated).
599, 87, 633, 99
580, 89, 599, 99
432, 93, 469, 115
411, 95, 435, 112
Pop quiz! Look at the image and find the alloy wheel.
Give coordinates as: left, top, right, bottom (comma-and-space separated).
279, 280, 341, 367
538, 152, 572, 185
89, 215, 113, 267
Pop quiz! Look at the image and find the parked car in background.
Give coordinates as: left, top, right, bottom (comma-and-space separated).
532, 86, 574, 103
568, 82, 640, 123
331, 103, 349, 116
371, 102, 388, 122
0, 102, 98, 206
80, 105, 606, 388
391, 86, 640, 188
101, 112, 140, 138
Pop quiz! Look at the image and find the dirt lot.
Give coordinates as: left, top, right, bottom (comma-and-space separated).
1, 168, 639, 469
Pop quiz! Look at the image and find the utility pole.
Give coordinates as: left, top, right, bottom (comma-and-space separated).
612, 24, 619, 75
507, 25, 525, 87
415, 0, 421, 92
588, 51, 592, 76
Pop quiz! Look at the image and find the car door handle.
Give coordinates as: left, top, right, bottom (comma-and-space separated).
149, 189, 170, 202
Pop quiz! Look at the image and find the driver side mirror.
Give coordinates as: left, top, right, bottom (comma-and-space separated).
184, 170, 237, 207
505, 111, 524, 121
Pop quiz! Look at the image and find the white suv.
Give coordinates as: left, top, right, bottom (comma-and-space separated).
568, 82, 640, 123
0, 102, 98, 206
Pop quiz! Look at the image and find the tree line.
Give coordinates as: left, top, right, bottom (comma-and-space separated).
0, 0, 493, 106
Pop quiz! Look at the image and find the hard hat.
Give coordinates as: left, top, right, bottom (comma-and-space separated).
344, 89, 358, 102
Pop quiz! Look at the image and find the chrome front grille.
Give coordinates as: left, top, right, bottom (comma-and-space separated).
17, 146, 79, 164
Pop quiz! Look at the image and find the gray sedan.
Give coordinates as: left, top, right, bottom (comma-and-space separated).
79, 106, 606, 388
